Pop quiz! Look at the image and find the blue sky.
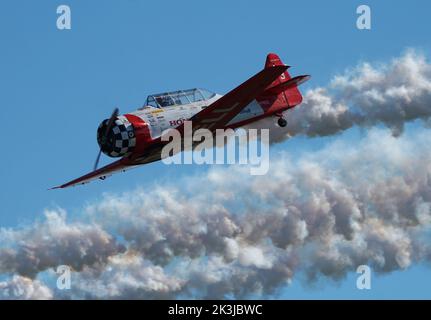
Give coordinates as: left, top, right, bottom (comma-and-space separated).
0, 0, 430, 299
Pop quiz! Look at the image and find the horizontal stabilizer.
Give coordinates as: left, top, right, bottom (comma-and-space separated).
262, 75, 310, 96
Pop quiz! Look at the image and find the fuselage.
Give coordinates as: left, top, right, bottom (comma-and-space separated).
127, 93, 273, 138
128, 93, 223, 139
97, 87, 297, 159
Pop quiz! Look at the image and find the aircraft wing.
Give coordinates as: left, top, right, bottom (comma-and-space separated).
176, 64, 287, 134
51, 158, 135, 189
130, 65, 288, 166
51, 143, 165, 189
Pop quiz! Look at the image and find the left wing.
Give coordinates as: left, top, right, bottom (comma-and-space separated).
51, 141, 164, 189
51, 158, 135, 189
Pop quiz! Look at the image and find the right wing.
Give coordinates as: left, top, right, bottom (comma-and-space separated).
174, 64, 287, 135
134, 65, 288, 163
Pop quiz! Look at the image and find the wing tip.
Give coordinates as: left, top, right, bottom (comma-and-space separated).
49, 158, 128, 190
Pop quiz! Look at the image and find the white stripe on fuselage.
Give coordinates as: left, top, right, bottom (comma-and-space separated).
129, 94, 265, 139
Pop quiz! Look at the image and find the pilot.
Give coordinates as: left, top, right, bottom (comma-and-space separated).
156, 97, 164, 107
164, 96, 175, 107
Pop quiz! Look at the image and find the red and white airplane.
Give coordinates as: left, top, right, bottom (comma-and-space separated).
53, 53, 310, 188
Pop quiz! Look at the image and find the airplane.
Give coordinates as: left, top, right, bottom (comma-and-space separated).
52, 53, 310, 189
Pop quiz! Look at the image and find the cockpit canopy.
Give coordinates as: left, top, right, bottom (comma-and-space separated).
146, 88, 215, 108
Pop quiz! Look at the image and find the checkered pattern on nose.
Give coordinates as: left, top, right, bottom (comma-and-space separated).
98, 117, 136, 157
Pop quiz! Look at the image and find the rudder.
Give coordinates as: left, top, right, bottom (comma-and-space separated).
264, 53, 307, 107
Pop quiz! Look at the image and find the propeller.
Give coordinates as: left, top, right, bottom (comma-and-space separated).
94, 107, 119, 171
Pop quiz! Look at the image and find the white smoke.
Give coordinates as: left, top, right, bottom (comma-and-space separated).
0, 208, 125, 278
1, 50, 431, 299
246, 49, 431, 142
0, 276, 53, 300
1, 128, 430, 299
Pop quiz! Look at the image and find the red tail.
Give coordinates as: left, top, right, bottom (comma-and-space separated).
264, 53, 309, 107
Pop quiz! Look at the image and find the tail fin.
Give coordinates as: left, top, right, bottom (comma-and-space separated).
265, 53, 292, 85
264, 53, 309, 107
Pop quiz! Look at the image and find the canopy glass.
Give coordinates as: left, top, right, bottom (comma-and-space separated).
146, 88, 215, 108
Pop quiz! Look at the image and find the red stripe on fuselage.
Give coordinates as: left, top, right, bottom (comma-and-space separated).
124, 114, 152, 156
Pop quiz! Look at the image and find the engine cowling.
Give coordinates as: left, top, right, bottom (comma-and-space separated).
97, 116, 136, 157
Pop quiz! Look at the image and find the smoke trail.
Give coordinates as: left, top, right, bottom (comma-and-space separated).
0, 276, 52, 300
1, 128, 430, 299
0, 51, 430, 299
245, 50, 431, 142
0, 209, 124, 279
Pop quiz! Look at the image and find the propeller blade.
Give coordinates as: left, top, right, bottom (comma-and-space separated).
93, 149, 103, 171
93, 107, 120, 171
104, 107, 119, 136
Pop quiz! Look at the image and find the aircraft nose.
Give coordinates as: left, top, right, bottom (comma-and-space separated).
97, 117, 136, 158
